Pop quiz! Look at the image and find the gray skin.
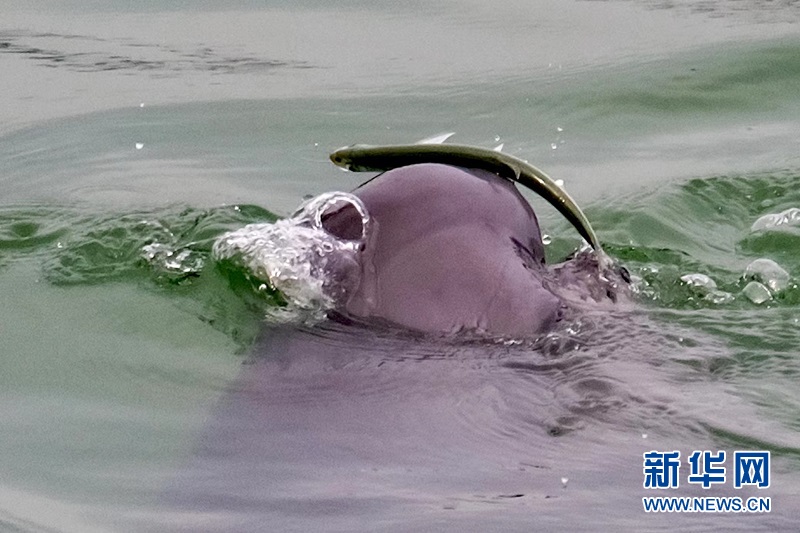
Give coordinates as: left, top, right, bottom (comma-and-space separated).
320, 162, 625, 337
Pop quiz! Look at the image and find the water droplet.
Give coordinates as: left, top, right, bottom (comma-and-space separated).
494, 135, 501, 142
139, 102, 145, 108
561, 477, 569, 488
556, 127, 563, 132
135, 142, 144, 150
550, 143, 558, 150
555, 179, 564, 188
542, 234, 552, 245
642, 433, 648, 439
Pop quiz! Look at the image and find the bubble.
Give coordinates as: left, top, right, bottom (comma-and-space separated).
680, 273, 717, 292
742, 281, 771, 304
744, 258, 790, 292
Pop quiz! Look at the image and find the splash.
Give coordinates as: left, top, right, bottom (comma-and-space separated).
212, 192, 369, 320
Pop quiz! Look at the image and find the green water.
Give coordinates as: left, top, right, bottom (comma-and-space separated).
1, 1, 800, 531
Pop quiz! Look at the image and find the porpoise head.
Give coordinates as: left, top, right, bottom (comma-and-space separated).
214, 162, 629, 338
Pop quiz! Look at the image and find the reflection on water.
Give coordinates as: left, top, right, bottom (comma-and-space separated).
1, 0, 800, 531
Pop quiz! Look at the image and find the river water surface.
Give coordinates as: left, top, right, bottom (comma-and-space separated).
1, 1, 800, 531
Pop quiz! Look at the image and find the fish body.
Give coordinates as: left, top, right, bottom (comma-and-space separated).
330, 143, 603, 253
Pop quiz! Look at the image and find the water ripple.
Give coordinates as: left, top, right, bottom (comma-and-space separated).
0, 30, 310, 75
